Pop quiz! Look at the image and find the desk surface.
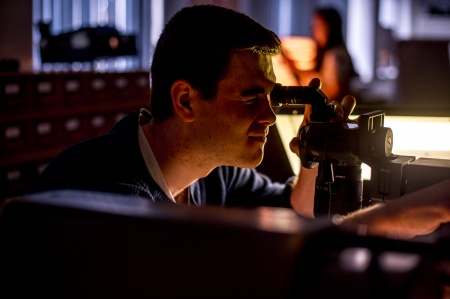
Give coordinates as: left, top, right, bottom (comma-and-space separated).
1, 190, 448, 298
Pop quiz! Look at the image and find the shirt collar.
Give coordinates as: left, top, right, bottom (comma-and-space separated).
137, 113, 176, 203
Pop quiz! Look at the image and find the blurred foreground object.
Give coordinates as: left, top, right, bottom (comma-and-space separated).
0, 190, 448, 298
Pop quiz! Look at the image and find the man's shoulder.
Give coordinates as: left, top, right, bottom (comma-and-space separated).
53, 133, 119, 163
56, 109, 142, 162
28, 132, 145, 195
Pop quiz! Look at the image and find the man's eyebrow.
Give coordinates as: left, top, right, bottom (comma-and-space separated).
240, 87, 266, 97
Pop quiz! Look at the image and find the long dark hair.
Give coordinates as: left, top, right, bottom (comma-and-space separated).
314, 8, 346, 72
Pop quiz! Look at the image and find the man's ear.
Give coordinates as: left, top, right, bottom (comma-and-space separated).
171, 80, 195, 122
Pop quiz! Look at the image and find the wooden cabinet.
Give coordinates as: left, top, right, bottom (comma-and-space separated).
0, 71, 150, 201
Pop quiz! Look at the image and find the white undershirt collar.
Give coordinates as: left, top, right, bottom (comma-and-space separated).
137, 120, 176, 203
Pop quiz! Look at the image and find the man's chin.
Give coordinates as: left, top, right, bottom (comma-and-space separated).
223, 148, 265, 168
237, 154, 264, 169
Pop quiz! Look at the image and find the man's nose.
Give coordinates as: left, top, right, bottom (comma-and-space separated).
258, 96, 277, 126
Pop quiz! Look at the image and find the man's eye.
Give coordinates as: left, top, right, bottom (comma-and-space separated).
244, 98, 258, 104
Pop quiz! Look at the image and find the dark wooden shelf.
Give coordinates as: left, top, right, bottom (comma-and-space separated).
0, 71, 151, 201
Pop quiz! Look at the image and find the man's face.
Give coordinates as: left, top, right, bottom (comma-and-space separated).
191, 51, 277, 169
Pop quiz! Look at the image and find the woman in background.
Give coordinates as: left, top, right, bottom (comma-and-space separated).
280, 8, 356, 98
278, 7, 358, 124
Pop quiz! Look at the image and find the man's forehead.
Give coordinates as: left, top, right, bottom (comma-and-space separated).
227, 51, 276, 84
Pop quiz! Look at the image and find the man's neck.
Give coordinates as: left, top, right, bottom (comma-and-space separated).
144, 120, 214, 197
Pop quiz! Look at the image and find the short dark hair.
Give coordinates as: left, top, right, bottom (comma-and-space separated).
149, 5, 281, 120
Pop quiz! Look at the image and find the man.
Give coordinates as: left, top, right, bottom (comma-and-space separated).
30, 5, 449, 239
